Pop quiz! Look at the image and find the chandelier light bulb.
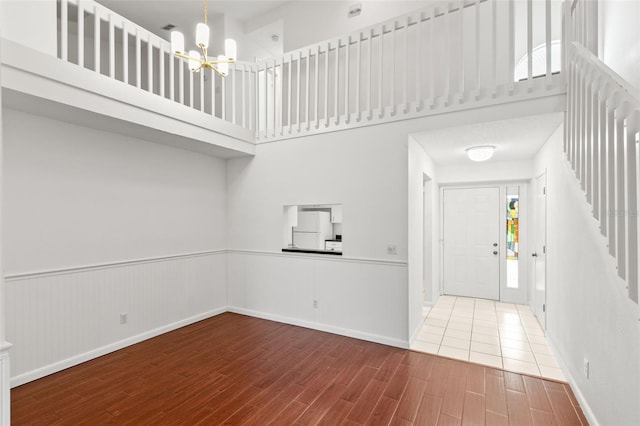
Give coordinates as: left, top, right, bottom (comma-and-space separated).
170, 31, 185, 54
217, 55, 229, 76
466, 145, 495, 162
188, 50, 201, 71
225, 39, 237, 60
196, 23, 210, 48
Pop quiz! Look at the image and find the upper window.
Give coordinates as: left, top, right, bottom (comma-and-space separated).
514, 40, 562, 82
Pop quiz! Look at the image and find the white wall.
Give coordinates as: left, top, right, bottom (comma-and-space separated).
0, 0, 57, 56
407, 138, 439, 343
3, 108, 228, 384
226, 122, 411, 345
598, 0, 640, 90
3, 109, 226, 273
533, 123, 640, 425
244, 1, 432, 53
437, 160, 533, 184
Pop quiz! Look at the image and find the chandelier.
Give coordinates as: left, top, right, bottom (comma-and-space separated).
170, 0, 237, 76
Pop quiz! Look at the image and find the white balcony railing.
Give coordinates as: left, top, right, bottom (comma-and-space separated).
255, 0, 566, 141
58, 0, 257, 134
56, 0, 566, 144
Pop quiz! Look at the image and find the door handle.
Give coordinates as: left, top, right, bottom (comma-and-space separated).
493, 251, 498, 255
493, 243, 498, 247
532, 252, 538, 257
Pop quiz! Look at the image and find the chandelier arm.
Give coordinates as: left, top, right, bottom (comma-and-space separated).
174, 52, 203, 62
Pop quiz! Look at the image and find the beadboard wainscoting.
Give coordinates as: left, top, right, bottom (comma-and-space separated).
6, 251, 227, 387
226, 250, 409, 348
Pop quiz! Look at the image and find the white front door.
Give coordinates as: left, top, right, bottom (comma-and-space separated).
534, 173, 547, 329
443, 187, 501, 300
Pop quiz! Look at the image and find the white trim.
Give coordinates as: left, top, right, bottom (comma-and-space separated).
227, 249, 408, 267
228, 306, 409, 349
545, 330, 600, 426
9, 307, 227, 388
5, 250, 226, 281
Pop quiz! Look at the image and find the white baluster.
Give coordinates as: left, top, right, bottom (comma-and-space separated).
159, 44, 165, 98
200, 68, 205, 113
324, 43, 329, 127
242, 65, 247, 129
475, 0, 481, 100
135, 28, 141, 88
389, 22, 396, 115
222, 68, 227, 122
491, 0, 497, 97
378, 25, 384, 118
109, 14, 115, 78
95, 8, 101, 74
147, 35, 153, 93
169, 52, 175, 101
211, 69, 216, 118
403, 16, 409, 112
122, 22, 128, 84
607, 95, 617, 257
188, 68, 194, 108
315, 46, 320, 129
305, 50, 311, 130
344, 36, 351, 124
508, 0, 515, 94
78, 0, 84, 67
61, 0, 68, 61
615, 105, 628, 279
334, 39, 340, 125
599, 84, 608, 237
415, 14, 422, 111
296, 50, 302, 131
625, 111, 639, 302
545, 0, 552, 87
288, 54, 293, 133
527, 0, 533, 90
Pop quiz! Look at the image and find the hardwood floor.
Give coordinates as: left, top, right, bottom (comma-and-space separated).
11, 313, 588, 425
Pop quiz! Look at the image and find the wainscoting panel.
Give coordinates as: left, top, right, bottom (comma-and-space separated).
227, 251, 409, 348
6, 252, 227, 386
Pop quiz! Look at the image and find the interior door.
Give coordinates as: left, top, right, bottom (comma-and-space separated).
443, 187, 501, 300
534, 173, 547, 329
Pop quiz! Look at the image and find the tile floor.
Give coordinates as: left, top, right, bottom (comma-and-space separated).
411, 295, 566, 382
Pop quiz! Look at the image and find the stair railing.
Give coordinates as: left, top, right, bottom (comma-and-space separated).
565, 40, 640, 303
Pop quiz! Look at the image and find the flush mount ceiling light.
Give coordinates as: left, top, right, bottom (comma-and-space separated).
466, 145, 495, 162
170, 0, 237, 76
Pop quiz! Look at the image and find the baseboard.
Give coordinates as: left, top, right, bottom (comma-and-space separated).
545, 330, 600, 426
10, 307, 227, 388
409, 317, 425, 346
228, 306, 409, 349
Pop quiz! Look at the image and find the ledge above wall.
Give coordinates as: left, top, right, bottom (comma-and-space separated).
1, 39, 255, 159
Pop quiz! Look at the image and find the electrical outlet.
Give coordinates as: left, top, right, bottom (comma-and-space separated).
387, 244, 398, 255
313, 300, 318, 309
583, 358, 589, 378
120, 313, 128, 324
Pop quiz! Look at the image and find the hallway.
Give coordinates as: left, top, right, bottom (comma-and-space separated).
412, 296, 565, 382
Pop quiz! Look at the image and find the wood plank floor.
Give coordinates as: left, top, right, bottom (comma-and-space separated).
11, 313, 588, 425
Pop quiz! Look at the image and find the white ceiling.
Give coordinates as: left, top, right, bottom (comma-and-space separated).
97, 0, 289, 37
412, 113, 564, 166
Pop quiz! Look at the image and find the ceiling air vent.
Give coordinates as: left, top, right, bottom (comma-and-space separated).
162, 24, 176, 31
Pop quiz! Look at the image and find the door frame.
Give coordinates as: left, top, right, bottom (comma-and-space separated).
439, 181, 529, 304
533, 170, 547, 329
